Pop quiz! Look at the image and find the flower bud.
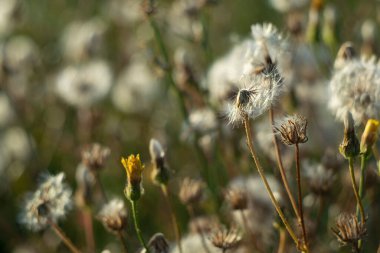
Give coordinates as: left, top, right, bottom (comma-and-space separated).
360, 119, 380, 157
339, 112, 359, 159
121, 154, 145, 201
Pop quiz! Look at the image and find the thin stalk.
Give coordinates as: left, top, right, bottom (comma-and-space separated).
94, 172, 108, 202
348, 158, 365, 224
161, 185, 183, 253
187, 206, 211, 253
130, 200, 150, 253
49, 221, 82, 253
269, 107, 300, 219
357, 155, 367, 221
295, 143, 308, 250
277, 227, 286, 253
81, 208, 95, 253
242, 115, 300, 249
117, 231, 129, 253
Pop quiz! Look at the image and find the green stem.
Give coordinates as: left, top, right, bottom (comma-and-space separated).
357, 155, 367, 221
130, 200, 150, 253
243, 115, 301, 250
348, 158, 365, 224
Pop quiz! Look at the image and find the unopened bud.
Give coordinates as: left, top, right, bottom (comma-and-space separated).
149, 139, 170, 185
339, 112, 360, 159
360, 119, 380, 157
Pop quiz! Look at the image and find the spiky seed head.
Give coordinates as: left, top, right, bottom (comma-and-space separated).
81, 143, 110, 171
209, 226, 242, 251
331, 213, 366, 250
224, 188, 248, 210
274, 114, 308, 145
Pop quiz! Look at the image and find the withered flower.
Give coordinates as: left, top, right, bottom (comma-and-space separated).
149, 139, 170, 185
179, 178, 205, 205
339, 112, 360, 159
274, 114, 308, 145
81, 143, 111, 171
331, 213, 366, 252
209, 226, 242, 252
224, 188, 248, 210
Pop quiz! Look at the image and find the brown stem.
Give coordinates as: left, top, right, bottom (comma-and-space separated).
277, 227, 286, 253
117, 231, 129, 253
49, 221, 82, 253
243, 115, 299, 249
81, 209, 95, 253
161, 185, 183, 253
269, 107, 300, 219
94, 172, 108, 203
187, 206, 211, 253
295, 144, 308, 250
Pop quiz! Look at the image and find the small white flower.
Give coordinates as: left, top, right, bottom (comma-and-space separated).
55, 60, 112, 108
20, 173, 73, 231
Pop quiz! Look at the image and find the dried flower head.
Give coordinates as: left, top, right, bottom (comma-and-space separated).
209, 226, 242, 251
149, 138, 170, 185
121, 154, 145, 201
331, 213, 366, 251
179, 178, 205, 205
20, 173, 72, 231
141, 233, 170, 253
339, 112, 360, 159
81, 143, 111, 171
224, 188, 248, 210
189, 216, 219, 234
98, 198, 127, 233
274, 114, 308, 145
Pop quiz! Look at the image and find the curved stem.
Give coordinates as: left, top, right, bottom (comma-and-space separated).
348, 158, 365, 224
130, 200, 150, 253
49, 221, 82, 253
161, 185, 183, 253
295, 144, 308, 250
277, 227, 286, 253
269, 107, 300, 219
243, 115, 300, 249
117, 231, 129, 253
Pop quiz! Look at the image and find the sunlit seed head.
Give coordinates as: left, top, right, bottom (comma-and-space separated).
274, 114, 308, 145
98, 198, 127, 233
20, 172, 73, 231
209, 226, 242, 251
81, 143, 111, 171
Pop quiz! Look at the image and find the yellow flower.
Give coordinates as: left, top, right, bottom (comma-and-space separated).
360, 119, 380, 156
121, 154, 145, 201
121, 154, 144, 185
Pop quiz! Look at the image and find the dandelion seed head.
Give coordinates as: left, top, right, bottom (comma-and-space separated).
61, 18, 107, 62
303, 161, 335, 195
179, 178, 205, 205
98, 198, 127, 233
20, 172, 73, 231
55, 60, 112, 108
81, 143, 111, 172
329, 58, 380, 124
